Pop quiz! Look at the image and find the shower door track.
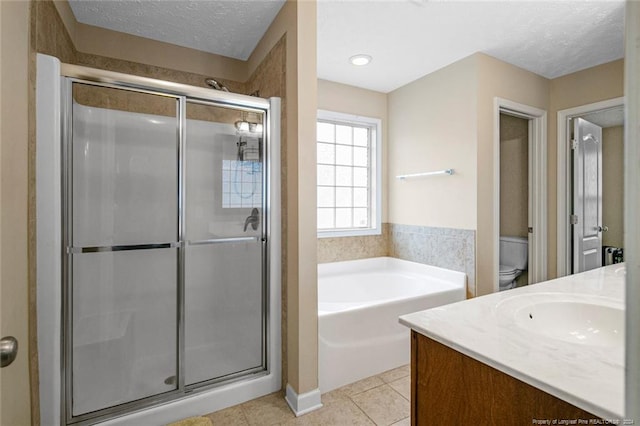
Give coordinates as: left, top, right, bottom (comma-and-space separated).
60, 71, 272, 425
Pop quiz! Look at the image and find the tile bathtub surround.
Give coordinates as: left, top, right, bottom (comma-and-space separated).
317, 223, 475, 297
317, 223, 390, 263
201, 365, 411, 426
389, 224, 476, 297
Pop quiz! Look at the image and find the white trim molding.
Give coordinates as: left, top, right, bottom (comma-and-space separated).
556, 97, 624, 278
36, 52, 63, 426
285, 384, 323, 417
624, 0, 640, 420
493, 98, 547, 292
316, 109, 383, 238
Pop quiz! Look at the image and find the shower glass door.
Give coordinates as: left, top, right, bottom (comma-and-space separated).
67, 82, 180, 417
184, 101, 266, 386
63, 77, 271, 424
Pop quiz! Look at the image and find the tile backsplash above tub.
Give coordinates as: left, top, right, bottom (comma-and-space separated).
317, 224, 390, 263
317, 223, 476, 298
390, 224, 476, 298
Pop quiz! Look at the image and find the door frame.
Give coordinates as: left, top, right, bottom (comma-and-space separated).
556, 97, 624, 277
493, 98, 547, 292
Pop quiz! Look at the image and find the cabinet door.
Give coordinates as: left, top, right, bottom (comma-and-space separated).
411, 331, 598, 424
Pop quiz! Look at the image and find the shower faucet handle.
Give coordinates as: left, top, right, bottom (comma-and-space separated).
243, 208, 260, 232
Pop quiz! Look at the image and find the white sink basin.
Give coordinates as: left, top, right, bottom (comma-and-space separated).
496, 293, 624, 347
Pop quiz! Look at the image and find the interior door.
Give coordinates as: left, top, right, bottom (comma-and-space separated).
572, 117, 603, 273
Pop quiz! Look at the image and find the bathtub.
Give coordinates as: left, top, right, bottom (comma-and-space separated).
318, 257, 466, 392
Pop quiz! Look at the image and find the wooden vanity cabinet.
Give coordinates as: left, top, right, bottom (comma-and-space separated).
410, 331, 599, 425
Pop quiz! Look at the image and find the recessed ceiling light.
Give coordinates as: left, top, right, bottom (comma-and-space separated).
349, 54, 372, 66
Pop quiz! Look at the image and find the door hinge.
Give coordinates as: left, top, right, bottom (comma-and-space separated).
570, 214, 579, 225
571, 139, 578, 150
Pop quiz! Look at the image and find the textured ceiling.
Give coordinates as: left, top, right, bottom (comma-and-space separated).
67, 0, 625, 94
580, 106, 624, 128
68, 0, 286, 61
318, 0, 625, 93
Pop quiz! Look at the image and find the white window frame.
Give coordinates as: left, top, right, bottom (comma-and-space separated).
317, 109, 382, 238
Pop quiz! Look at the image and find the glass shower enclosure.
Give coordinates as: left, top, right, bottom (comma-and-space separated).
60, 73, 275, 424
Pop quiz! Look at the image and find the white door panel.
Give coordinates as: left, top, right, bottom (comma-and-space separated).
572, 118, 603, 273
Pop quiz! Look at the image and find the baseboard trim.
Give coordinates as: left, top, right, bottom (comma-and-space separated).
284, 384, 323, 417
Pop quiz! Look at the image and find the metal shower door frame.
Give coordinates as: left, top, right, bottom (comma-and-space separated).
60, 71, 272, 425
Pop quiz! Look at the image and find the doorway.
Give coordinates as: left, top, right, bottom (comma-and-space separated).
557, 98, 624, 276
493, 98, 547, 293
498, 112, 530, 290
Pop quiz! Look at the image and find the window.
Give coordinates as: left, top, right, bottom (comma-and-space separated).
317, 110, 381, 237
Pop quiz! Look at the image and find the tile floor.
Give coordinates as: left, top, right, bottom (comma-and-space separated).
202, 365, 411, 426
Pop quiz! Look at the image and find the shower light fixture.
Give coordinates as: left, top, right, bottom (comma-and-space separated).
349, 54, 372, 66
235, 120, 263, 134
250, 123, 263, 133
236, 111, 262, 134
235, 120, 250, 132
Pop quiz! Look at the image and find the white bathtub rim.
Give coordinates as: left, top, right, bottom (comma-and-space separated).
318, 257, 467, 318
318, 256, 467, 282
318, 287, 465, 318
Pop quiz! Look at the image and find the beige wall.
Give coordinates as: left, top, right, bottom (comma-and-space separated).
317, 79, 389, 223
476, 53, 550, 296
602, 125, 624, 248
548, 59, 624, 277
288, 0, 318, 395
388, 55, 478, 229
499, 114, 529, 238
249, 0, 319, 395
387, 52, 549, 296
0, 1, 33, 425
387, 55, 623, 295
316, 79, 390, 263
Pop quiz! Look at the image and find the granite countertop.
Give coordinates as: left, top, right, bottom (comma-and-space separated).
399, 264, 625, 420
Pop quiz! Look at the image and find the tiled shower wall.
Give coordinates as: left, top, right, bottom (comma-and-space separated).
318, 224, 476, 298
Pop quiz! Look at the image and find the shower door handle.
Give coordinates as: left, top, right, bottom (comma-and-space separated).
188, 236, 259, 246
1, 336, 18, 368
243, 208, 260, 232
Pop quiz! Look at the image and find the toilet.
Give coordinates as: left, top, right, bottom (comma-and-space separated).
499, 236, 528, 291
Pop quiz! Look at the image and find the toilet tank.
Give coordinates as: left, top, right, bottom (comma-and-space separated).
499, 236, 528, 270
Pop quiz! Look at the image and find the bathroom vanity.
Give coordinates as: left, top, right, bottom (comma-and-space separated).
400, 264, 625, 424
